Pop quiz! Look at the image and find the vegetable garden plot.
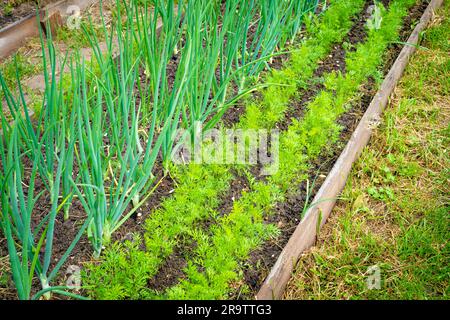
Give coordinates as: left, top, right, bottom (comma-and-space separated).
0, 1, 59, 29
0, 0, 436, 300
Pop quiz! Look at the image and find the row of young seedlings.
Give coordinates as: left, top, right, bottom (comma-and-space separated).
0, 0, 321, 299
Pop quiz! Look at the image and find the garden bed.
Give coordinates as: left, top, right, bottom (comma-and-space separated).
0, 1, 58, 29
0, 0, 435, 300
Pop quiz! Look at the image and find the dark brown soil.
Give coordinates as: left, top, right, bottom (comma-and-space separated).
383, 0, 430, 75
0, 1, 56, 29
234, 0, 428, 299
110, 158, 176, 244
147, 239, 193, 292
216, 169, 251, 217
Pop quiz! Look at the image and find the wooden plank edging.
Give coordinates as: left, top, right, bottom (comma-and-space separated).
0, 0, 98, 60
256, 0, 444, 300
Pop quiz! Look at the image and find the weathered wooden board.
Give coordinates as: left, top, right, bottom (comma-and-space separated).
0, 0, 98, 60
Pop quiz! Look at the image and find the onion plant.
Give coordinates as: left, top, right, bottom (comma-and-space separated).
236, 0, 320, 90
126, 0, 323, 163
0, 26, 91, 299
173, 0, 321, 147
133, 0, 255, 157
71, 0, 186, 257
181, 0, 251, 136
0, 120, 89, 300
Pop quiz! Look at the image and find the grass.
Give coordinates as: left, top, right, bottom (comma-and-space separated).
284, 1, 449, 300
0, 53, 41, 105
0, 54, 39, 89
